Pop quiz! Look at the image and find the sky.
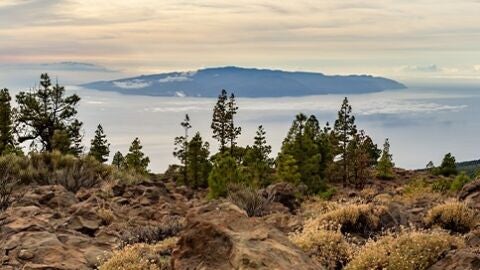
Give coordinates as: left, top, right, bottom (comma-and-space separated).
1, 0, 480, 87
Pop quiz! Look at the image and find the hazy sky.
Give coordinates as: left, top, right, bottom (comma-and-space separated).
1, 0, 480, 86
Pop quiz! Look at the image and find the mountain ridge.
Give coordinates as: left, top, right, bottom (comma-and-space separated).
81, 66, 406, 97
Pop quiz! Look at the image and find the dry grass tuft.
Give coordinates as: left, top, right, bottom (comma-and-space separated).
424, 200, 478, 233
345, 230, 464, 270
309, 203, 387, 235
97, 207, 115, 225
290, 227, 353, 269
98, 237, 177, 270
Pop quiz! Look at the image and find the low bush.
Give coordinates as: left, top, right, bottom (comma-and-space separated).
120, 220, 183, 248
424, 201, 478, 233
450, 172, 471, 192
403, 178, 431, 195
97, 207, 115, 225
99, 237, 177, 270
431, 178, 452, 192
290, 226, 353, 269
311, 203, 387, 236
227, 183, 274, 217
345, 230, 464, 270
0, 151, 147, 193
0, 161, 18, 211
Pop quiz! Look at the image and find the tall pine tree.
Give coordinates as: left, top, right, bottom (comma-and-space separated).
186, 132, 211, 188
243, 125, 274, 187
112, 151, 125, 169
89, 124, 110, 163
226, 93, 241, 156
125, 137, 150, 174
333, 97, 357, 187
211, 89, 229, 153
173, 114, 192, 184
16, 74, 83, 155
377, 138, 395, 179
0, 89, 16, 155
277, 114, 324, 193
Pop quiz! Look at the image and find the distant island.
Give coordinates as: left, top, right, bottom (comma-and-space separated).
81, 66, 406, 97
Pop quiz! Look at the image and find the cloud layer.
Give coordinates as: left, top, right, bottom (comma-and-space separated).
1, 0, 480, 82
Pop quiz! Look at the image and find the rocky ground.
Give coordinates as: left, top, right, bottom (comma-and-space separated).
1, 169, 480, 269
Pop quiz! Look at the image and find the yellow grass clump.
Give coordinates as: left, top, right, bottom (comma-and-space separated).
290, 227, 353, 268
310, 203, 387, 234
98, 237, 178, 270
345, 230, 464, 270
424, 200, 478, 233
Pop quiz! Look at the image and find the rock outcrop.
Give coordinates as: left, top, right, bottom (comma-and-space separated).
172, 202, 322, 270
459, 178, 480, 209
0, 182, 194, 269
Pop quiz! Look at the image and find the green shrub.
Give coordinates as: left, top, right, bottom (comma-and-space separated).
431, 178, 452, 192
318, 186, 336, 200
208, 155, 244, 199
345, 230, 464, 270
0, 161, 18, 211
403, 178, 431, 195
0, 151, 146, 193
227, 183, 274, 217
450, 172, 471, 191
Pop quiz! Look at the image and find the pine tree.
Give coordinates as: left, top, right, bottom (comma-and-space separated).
89, 124, 110, 163
173, 114, 192, 184
208, 155, 243, 198
186, 132, 211, 188
16, 74, 82, 154
211, 89, 229, 153
243, 125, 274, 187
377, 138, 395, 179
68, 119, 84, 156
277, 114, 324, 193
112, 151, 125, 169
439, 153, 457, 176
0, 89, 16, 155
333, 97, 357, 187
226, 93, 241, 156
347, 130, 372, 188
276, 153, 301, 185
125, 137, 150, 174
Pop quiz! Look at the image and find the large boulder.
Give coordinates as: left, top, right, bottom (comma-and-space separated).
263, 182, 301, 213
172, 202, 322, 270
428, 249, 480, 270
458, 178, 480, 209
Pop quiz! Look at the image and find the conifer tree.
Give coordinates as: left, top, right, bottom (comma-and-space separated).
112, 151, 125, 169
243, 125, 274, 186
186, 132, 211, 188
173, 114, 192, 184
125, 137, 150, 174
276, 153, 301, 185
89, 124, 110, 163
208, 155, 243, 198
333, 97, 357, 186
377, 138, 395, 179
0, 89, 16, 155
277, 114, 324, 193
347, 130, 373, 188
439, 153, 457, 176
211, 89, 229, 153
226, 93, 241, 156
16, 74, 82, 154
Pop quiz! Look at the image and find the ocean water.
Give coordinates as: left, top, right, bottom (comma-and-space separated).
10, 85, 480, 172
